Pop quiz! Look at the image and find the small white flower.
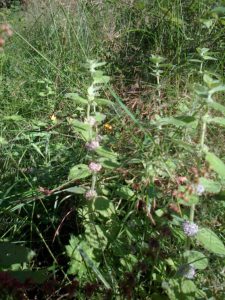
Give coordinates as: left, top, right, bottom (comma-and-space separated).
183, 221, 199, 237
89, 162, 102, 173
85, 189, 97, 200
85, 140, 100, 151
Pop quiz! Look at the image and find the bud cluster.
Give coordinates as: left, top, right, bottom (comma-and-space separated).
0, 24, 13, 51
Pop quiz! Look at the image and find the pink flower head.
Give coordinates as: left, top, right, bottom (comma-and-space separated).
85, 140, 99, 151
85, 189, 97, 200
89, 162, 102, 173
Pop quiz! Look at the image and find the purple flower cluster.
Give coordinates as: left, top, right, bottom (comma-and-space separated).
183, 221, 199, 237
85, 189, 97, 200
89, 162, 102, 173
85, 140, 100, 151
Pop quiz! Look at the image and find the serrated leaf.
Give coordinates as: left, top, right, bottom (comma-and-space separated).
68, 164, 91, 180
196, 228, 225, 256
205, 152, 225, 180
65, 93, 88, 105
199, 177, 221, 193
183, 250, 208, 270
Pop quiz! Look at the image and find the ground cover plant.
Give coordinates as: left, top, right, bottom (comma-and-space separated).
0, 0, 225, 299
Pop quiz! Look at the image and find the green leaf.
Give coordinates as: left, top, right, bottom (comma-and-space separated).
68, 164, 91, 180
0, 242, 32, 268
208, 117, 225, 127
3, 115, 24, 122
66, 236, 94, 276
95, 147, 118, 159
208, 101, 225, 115
68, 119, 91, 140
115, 185, 135, 200
98, 157, 120, 169
183, 250, 208, 270
181, 280, 197, 294
93, 196, 110, 211
199, 177, 221, 193
209, 85, 225, 96
93, 71, 110, 84
65, 186, 86, 194
65, 93, 88, 105
205, 152, 225, 180
94, 98, 114, 106
196, 228, 225, 256
94, 112, 106, 123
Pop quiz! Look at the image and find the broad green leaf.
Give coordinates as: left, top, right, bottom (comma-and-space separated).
94, 98, 114, 106
68, 164, 91, 180
203, 74, 220, 88
208, 101, 225, 115
196, 228, 225, 256
94, 112, 106, 123
3, 115, 24, 122
68, 119, 91, 140
0, 242, 32, 268
93, 71, 110, 84
199, 177, 221, 193
209, 85, 225, 96
93, 196, 110, 211
98, 157, 120, 169
66, 236, 94, 276
65, 186, 86, 194
115, 185, 135, 200
95, 147, 118, 159
208, 117, 225, 127
65, 93, 88, 105
181, 280, 197, 294
183, 250, 208, 270
205, 152, 225, 180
